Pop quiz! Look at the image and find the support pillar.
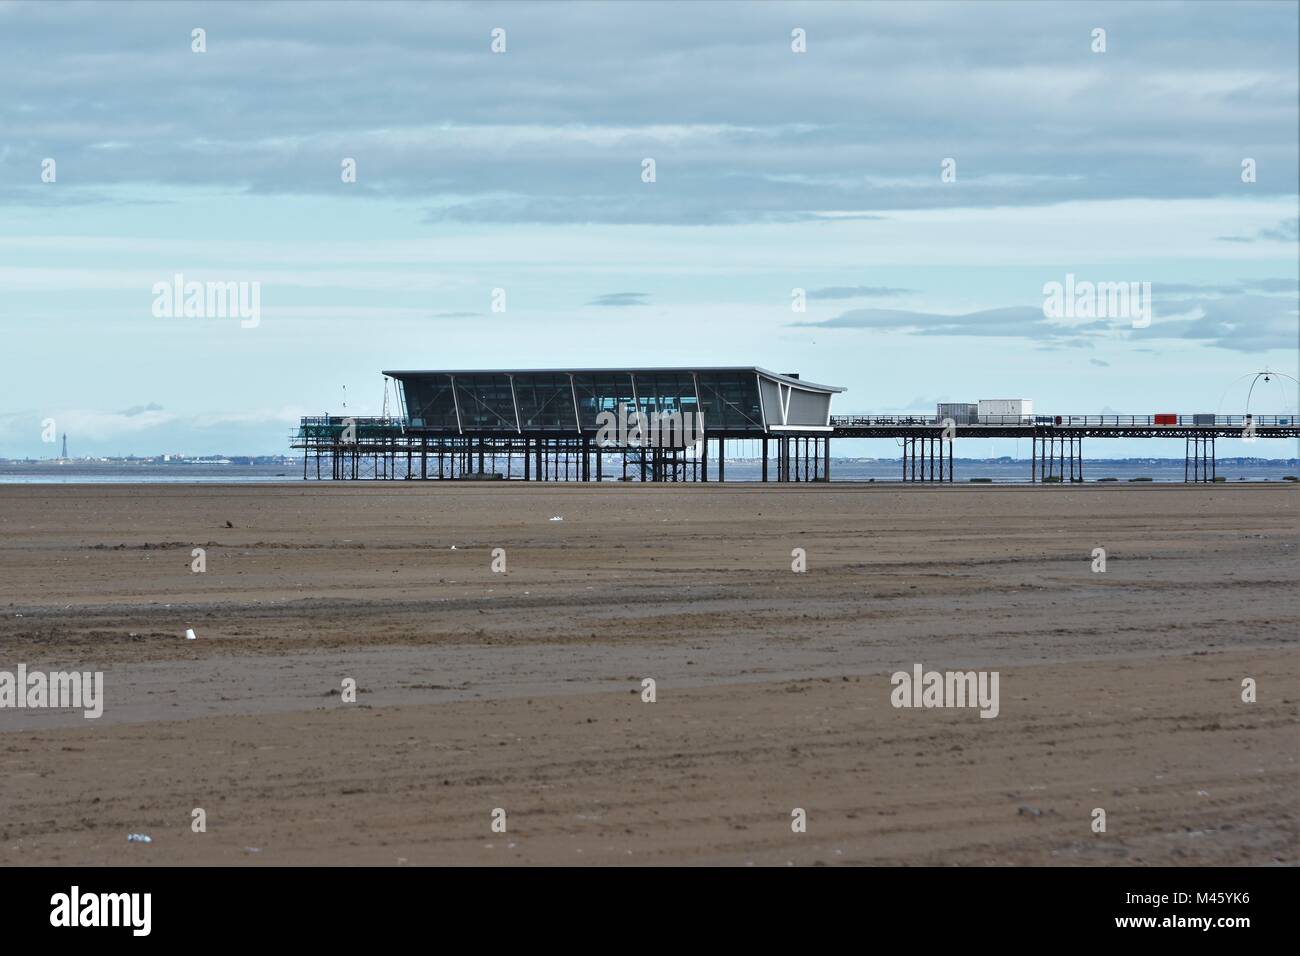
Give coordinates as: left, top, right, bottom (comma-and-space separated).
1185, 434, 1217, 483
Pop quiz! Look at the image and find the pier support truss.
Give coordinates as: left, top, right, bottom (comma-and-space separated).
1185, 434, 1216, 483
901, 435, 953, 482
619, 444, 699, 482
295, 433, 830, 483
1032, 433, 1083, 483
774, 435, 830, 482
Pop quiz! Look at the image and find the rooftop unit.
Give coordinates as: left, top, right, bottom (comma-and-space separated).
977, 399, 1033, 422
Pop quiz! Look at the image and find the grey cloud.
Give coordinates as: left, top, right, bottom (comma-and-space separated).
1260, 219, 1300, 241
795, 292, 1296, 353
118, 402, 164, 417
586, 293, 650, 307
1243, 277, 1299, 292
793, 306, 1060, 337
1156, 277, 1298, 298
1217, 217, 1300, 243
1137, 294, 1298, 352
1156, 282, 1244, 294
1041, 338, 1098, 351
806, 285, 914, 299
0, 1, 1295, 224
420, 191, 872, 226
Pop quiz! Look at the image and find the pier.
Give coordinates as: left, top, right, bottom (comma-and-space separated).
292, 411, 1297, 484
291, 368, 1298, 484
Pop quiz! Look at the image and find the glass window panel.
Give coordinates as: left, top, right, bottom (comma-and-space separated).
574, 372, 637, 429
696, 372, 763, 431
400, 374, 459, 431
453, 374, 517, 432
514, 373, 577, 431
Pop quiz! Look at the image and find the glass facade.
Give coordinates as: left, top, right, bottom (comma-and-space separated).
390, 369, 829, 435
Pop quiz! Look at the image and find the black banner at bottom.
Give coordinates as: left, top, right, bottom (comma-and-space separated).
0, 865, 1282, 942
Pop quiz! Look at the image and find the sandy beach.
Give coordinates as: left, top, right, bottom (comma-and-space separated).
0, 482, 1295, 865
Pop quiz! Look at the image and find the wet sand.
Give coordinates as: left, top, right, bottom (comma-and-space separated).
0, 482, 1296, 865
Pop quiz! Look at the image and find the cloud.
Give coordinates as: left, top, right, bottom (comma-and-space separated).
1242, 277, 1300, 293
1217, 217, 1300, 243
0, 2, 1294, 224
118, 402, 164, 417
0, 405, 175, 444
1260, 219, 1300, 242
1137, 294, 1298, 352
586, 292, 650, 307
805, 285, 914, 299
793, 305, 1066, 338
794, 290, 1297, 353
0, 404, 306, 457
1156, 277, 1298, 298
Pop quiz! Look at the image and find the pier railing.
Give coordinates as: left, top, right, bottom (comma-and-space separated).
1034, 414, 1294, 427
830, 414, 1296, 427
294, 416, 407, 440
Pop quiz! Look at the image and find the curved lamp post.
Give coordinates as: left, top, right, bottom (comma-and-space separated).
1245, 370, 1299, 417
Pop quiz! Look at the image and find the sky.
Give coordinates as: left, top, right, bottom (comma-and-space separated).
0, 0, 1297, 458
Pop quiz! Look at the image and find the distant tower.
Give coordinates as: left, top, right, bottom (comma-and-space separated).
61, 433, 68, 459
